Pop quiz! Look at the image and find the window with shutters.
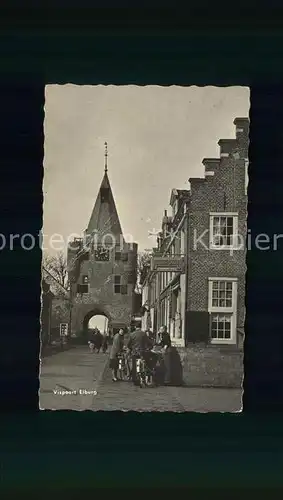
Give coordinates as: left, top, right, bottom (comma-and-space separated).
209, 213, 238, 250
77, 284, 88, 294
208, 277, 238, 344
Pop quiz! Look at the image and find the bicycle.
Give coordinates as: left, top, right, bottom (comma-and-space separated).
117, 352, 131, 381
136, 355, 155, 388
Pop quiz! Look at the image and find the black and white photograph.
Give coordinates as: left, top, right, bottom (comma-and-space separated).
40, 84, 249, 412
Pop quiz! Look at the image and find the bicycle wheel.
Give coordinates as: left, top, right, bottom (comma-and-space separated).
124, 363, 131, 381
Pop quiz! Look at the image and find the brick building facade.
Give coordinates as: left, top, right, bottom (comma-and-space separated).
67, 164, 138, 337
142, 117, 248, 362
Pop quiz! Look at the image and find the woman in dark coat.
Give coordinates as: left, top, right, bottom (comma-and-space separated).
157, 326, 183, 386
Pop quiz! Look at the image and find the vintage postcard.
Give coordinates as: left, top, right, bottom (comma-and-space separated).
40, 85, 249, 411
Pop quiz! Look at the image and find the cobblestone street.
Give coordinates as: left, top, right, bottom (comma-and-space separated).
40, 347, 242, 412
39, 347, 108, 410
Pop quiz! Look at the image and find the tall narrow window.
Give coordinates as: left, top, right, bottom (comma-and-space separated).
208, 278, 237, 344
209, 213, 238, 249
114, 275, 121, 294
115, 252, 121, 261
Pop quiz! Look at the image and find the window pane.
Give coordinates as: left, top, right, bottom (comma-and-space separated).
114, 275, 121, 284
227, 282, 233, 290
211, 313, 233, 340
212, 282, 219, 290
217, 329, 224, 339
114, 285, 121, 293
226, 299, 232, 307
219, 282, 225, 290
212, 299, 218, 307
211, 329, 217, 339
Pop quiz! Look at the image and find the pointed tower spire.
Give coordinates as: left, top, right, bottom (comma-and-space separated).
104, 141, 108, 173
86, 147, 124, 245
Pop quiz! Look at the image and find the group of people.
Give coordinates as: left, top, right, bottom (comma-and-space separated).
109, 324, 180, 386
88, 328, 108, 354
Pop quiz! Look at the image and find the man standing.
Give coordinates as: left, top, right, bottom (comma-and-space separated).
157, 325, 173, 385
109, 328, 124, 381
127, 325, 152, 385
102, 332, 108, 353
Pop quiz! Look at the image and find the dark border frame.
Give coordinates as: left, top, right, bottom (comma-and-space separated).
1, 5, 283, 489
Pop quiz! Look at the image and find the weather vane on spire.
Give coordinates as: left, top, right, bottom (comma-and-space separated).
104, 141, 108, 172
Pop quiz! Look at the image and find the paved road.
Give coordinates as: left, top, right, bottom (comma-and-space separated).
39, 347, 242, 412
39, 347, 109, 410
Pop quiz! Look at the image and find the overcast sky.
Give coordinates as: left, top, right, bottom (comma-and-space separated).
43, 85, 249, 254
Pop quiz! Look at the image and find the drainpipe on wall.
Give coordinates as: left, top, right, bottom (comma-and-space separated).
68, 285, 73, 343
184, 212, 191, 346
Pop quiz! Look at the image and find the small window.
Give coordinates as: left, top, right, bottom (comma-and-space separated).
82, 275, 89, 284
121, 285, 128, 295
77, 284, 88, 294
115, 252, 121, 261
121, 253, 128, 262
114, 275, 121, 293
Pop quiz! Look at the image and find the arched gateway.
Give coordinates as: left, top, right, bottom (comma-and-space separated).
83, 309, 109, 335
67, 147, 138, 339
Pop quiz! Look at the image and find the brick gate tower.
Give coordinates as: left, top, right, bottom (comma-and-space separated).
67, 143, 138, 337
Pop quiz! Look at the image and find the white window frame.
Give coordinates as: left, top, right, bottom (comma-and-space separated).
244, 159, 249, 195
208, 277, 238, 345
209, 212, 239, 250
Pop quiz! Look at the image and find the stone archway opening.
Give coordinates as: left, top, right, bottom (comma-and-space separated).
88, 315, 108, 333
82, 309, 110, 338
